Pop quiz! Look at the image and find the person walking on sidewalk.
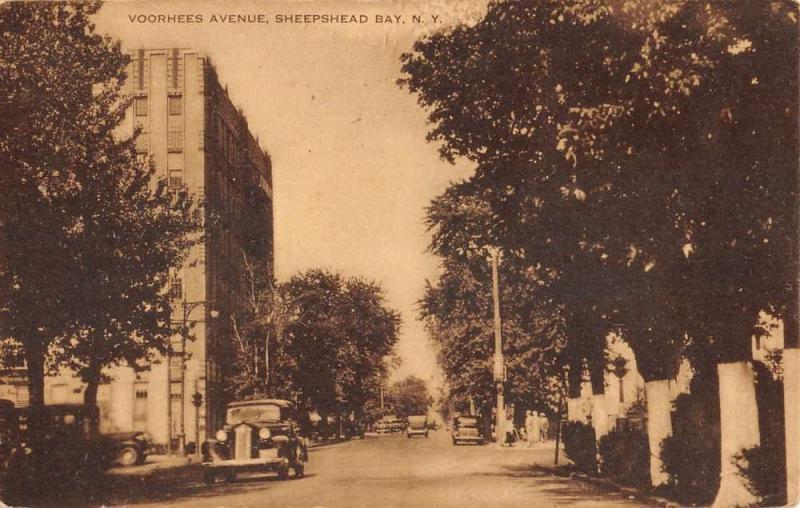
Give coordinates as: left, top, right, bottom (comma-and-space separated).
538, 412, 549, 442
525, 410, 540, 448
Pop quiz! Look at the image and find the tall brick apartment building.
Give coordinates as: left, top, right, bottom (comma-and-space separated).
0, 48, 274, 450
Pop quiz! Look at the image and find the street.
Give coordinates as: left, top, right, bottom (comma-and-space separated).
104, 431, 651, 508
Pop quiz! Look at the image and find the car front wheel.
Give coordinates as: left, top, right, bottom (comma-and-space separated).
117, 446, 140, 467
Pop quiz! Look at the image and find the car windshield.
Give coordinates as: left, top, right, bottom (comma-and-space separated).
408, 416, 426, 425
226, 405, 282, 424
457, 417, 478, 427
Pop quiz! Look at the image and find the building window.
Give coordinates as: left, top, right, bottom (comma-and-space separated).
135, 132, 149, 154
168, 95, 182, 116
169, 278, 183, 300
134, 96, 148, 116
169, 169, 183, 189
167, 131, 183, 153
135, 389, 148, 399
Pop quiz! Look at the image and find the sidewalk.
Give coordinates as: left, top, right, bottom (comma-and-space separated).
525, 444, 680, 508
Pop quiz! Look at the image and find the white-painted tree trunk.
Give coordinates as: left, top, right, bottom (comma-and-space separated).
712, 361, 760, 508
785, 348, 800, 505
644, 379, 672, 487
567, 397, 586, 423
591, 393, 609, 442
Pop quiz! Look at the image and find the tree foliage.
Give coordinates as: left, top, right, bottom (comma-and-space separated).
386, 375, 433, 418
268, 269, 402, 419
0, 1, 201, 405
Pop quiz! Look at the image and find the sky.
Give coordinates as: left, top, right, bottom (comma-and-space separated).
94, 1, 487, 391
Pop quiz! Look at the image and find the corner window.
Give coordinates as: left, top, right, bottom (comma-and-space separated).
168, 95, 182, 116
169, 278, 183, 300
134, 96, 148, 116
169, 169, 183, 189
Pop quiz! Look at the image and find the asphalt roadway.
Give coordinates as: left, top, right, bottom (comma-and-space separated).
102, 430, 651, 508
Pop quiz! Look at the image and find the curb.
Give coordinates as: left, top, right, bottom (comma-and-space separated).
532, 464, 680, 508
107, 461, 204, 491
106, 438, 348, 492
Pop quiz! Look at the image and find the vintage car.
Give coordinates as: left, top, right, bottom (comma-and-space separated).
406, 415, 428, 438
375, 417, 393, 434
451, 415, 484, 445
389, 417, 405, 433
201, 399, 308, 483
3, 404, 117, 505
0, 399, 19, 465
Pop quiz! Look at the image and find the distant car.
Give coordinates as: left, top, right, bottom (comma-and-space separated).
390, 418, 405, 433
406, 415, 428, 438
375, 418, 392, 434
201, 399, 307, 484
105, 431, 150, 466
451, 415, 484, 445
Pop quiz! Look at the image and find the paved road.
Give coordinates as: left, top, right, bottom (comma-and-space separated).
106, 431, 651, 508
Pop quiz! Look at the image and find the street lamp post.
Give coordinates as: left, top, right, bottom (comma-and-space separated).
169, 299, 217, 456
490, 247, 505, 445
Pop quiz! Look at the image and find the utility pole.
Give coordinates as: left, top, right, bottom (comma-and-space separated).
490, 247, 505, 445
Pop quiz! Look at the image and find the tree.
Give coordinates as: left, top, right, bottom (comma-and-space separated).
0, 1, 200, 406
421, 182, 568, 421
401, 2, 797, 501
229, 256, 296, 401
281, 269, 401, 422
386, 376, 433, 418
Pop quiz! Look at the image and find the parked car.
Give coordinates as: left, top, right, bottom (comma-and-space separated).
451, 415, 484, 445
406, 415, 428, 438
104, 431, 150, 466
3, 404, 116, 504
201, 399, 308, 484
389, 417, 405, 433
0, 399, 19, 466
375, 418, 392, 434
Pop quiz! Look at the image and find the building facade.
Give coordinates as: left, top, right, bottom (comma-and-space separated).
0, 48, 273, 451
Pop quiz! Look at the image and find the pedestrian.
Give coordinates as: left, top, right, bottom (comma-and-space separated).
524, 411, 535, 448
538, 412, 549, 442
529, 410, 541, 447
505, 412, 516, 447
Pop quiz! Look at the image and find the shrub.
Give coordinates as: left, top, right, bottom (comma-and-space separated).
562, 421, 596, 473
660, 366, 720, 506
736, 445, 786, 507
598, 427, 650, 488
735, 362, 786, 506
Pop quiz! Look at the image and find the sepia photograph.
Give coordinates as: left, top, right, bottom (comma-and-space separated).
0, 1, 798, 507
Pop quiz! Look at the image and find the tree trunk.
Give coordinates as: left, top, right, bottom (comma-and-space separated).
25, 346, 45, 407
644, 379, 672, 487
590, 393, 608, 441
785, 348, 800, 505
785, 311, 800, 505
712, 361, 760, 508
589, 360, 608, 442
83, 359, 102, 406
566, 357, 586, 423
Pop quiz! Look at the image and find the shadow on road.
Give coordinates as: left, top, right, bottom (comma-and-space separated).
470, 464, 653, 507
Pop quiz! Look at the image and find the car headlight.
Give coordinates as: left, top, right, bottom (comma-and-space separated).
259, 428, 271, 440
215, 430, 228, 442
